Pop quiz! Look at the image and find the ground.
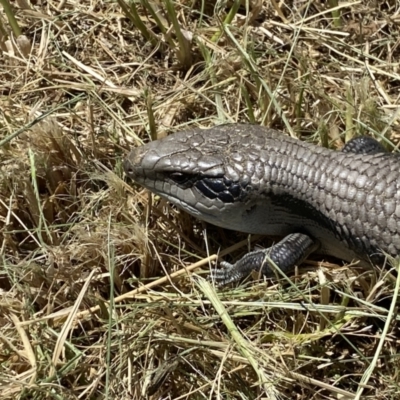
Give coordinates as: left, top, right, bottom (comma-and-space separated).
1, 0, 400, 399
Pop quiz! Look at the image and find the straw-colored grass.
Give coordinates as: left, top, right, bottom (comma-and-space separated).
1, 0, 400, 398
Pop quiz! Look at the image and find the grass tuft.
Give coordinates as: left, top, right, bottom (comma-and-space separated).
1, 0, 400, 398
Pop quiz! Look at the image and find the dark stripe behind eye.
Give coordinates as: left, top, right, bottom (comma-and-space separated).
203, 178, 226, 193
195, 180, 218, 199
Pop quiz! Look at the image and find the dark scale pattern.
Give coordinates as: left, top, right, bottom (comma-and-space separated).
124, 123, 400, 284
232, 131, 400, 259
194, 177, 244, 203
342, 136, 387, 155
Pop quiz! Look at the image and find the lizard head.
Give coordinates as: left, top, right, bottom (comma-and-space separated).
123, 124, 260, 229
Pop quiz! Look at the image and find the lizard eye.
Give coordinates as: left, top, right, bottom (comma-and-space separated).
169, 172, 191, 185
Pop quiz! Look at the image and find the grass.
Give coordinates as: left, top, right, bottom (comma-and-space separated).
1, 0, 400, 398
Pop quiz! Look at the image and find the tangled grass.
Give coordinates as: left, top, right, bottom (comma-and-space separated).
1, 0, 400, 398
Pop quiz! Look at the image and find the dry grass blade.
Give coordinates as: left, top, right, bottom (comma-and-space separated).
354, 258, 400, 400
9, 313, 37, 383
1, 0, 400, 398
223, 26, 295, 137
49, 269, 96, 377
196, 277, 281, 399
